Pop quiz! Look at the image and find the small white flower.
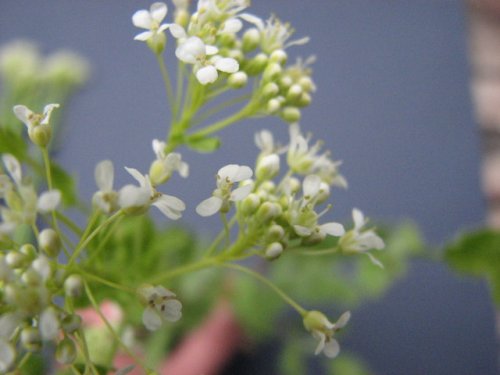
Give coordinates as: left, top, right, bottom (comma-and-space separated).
339, 208, 385, 267
13, 104, 59, 131
149, 139, 189, 185
92, 160, 119, 214
2, 154, 22, 186
132, 2, 170, 41
175, 36, 239, 85
139, 285, 182, 331
40, 307, 60, 341
303, 310, 350, 359
119, 167, 185, 220
196, 164, 253, 216
37, 190, 61, 213
0, 339, 15, 373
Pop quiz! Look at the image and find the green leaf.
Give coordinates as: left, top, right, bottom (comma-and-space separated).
328, 353, 373, 375
279, 339, 307, 375
0, 127, 27, 160
444, 229, 500, 304
186, 136, 221, 153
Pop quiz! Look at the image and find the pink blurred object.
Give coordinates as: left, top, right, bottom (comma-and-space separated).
78, 300, 124, 328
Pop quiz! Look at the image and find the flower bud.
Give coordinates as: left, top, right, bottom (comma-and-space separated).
240, 193, 260, 216
21, 268, 42, 286
267, 98, 281, 113
19, 244, 37, 260
64, 275, 83, 298
303, 310, 330, 333
218, 32, 236, 48
285, 177, 301, 195
286, 84, 303, 102
267, 224, 285, 242
38, 228, 61, 258
228, 71, 248, 89
316, 182, 330, 204
61, 314, 82, 334
242, 28, 260, 52
21, 327, 42, 352
265, 242, 283, 260
227, 49, 244, 62
256, 154, 280, 180
56, 338, 77, 365
244, 53, 268, 76
256, 202, 282, 222
279, 75, 293, 90
270, 49, 287, 65
174, 10, 190, 28
149, 159, 169, 186
259, 181, 276, 193
146, 32, 166, 55
299, 76, 315, 92
29, 124, 52, 148
5, 250, 26, 269
297, 92, 312, 107
281, 106, 301, 123
263, 63, 282, 82
262, 82, 279, 99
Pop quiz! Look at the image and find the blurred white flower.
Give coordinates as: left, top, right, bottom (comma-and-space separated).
303, 310, 350, 358
139, 285, 182, 331
92, 160, 119, 214
149, 139, 189, 186
132, 2, 170, 41
13, 104, 59, 131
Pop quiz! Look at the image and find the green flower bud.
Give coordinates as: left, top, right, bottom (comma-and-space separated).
174, 10, 190, 28
228, 71, 248, 89
19, 244, 37, 261
281, 106, 301, 123
219, 32, 236, 48
265, 242, 283, 260
259, 181, 276, 193
56, 338, 77, 365
21, 327, 42, 352
5, 251, 27, 269
256, 202, 282, 222
267, 224, 285, 242
256, 154, 280, 181
244, 53, 268, 76
299, 76, 315, 92
149, 159, 169, 186
303, 310, 329, 333
61, 314, 82, 334
38, 228, 61, 258
286, 84, 303, 102
64, 275, 83, 298
29, 124, 52, 147
270, 49, 287, 65
267, 98, 281, 114
21, 268, 42, 286
279, 75, 293, 90
262, 82, 279, 99
297, 92, 312, 107
263, 62, 282, 82
242, 28, 260, 52
146, 32, 166, 55
240, 193, 261, 216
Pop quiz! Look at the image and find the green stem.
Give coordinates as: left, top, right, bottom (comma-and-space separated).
193, 93, 252, 126
156, 53, 175, 112
203, 216, 237, 258
80, 270, 135, 293
55, 211, 83, 236
294, 246, 340, 256
148, 257, 217, 284
220, 263, 307, 316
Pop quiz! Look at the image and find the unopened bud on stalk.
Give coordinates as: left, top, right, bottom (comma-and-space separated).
19, 244, 37, 260
5, 251, 26, 269
29, 124, 52, 147
263, 63, 282, 82
256, 154, 280, 180
286, 84, 303, 102
265, 242, 283, 260
299, 76, 315, 92
21, 327, 42, 352
267, 224, 285, 242
256, 202, 282, 222
262, 82, 279, 99
267, 98, 281, 113
282, 106, 301, 123
61, 314, 82, 334
242, 28, 260, 52
297, 92, 312, 107
270, 49, 287, 65
38, 228, 61, 258
64, 275, 83, 298
228, 71, 248, 89
244, 53, 268, 75
240, 193, 260, 216
56, 338, 77, 365
146, 32, 166, 55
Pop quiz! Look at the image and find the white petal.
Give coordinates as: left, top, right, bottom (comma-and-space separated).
205, 45, 219, 55
40, 307, 59, 340
95, 160, 114, 191
221, 18, 243, 33
352, 208, 365, 230
218, 164, 240, 180
239, 13, 264, 29
150, 2, 168, 23
334, 311, 351, 329
367, 253, 384, 268
323, 339, 340, 358
303, 175, 321, 198
196, 65, 218, 85
0, 340, 15, 373
124, 167, 147, 187
294, 225, 312, 237
232, 165, 253, 182
152, 139, 166, 160
162, 299, 182, 322
153, 285, 176, 298
2, 154, 22, 185
215, 57, 239, 73
153, 195, 185, 220
37, 190, 61, 213
134, 31, 154, 41
143, 307, 162, 331
13, 105, 33, 128
169, 24, 187, 39
358, 232, 385, 250
132, 9, 153, 29
319, 222, 345, 237
230, 184, 252, 201
196, 196, 222, 217
255, 129, 274, 152
313, 331, 326, 355
118, 185, 150, 209
158, 24, 169, 33
176, 37, 206, 64
41, 103, 59, 125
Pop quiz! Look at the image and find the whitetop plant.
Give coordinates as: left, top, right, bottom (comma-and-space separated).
0, 1, 387, 373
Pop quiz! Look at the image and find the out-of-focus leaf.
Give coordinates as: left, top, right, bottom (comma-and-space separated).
0, 127, 27, 160
186, 135, 221, 153
50, 161, 78, 206
279, 339, 307, 375
444, 229, 500, 304
328, 353, 373, 375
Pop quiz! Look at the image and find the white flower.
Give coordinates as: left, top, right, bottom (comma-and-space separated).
92, 160, 119, 214
37, 190, 61, 213
175, 36, 239, 85
196, 164, 253, 216
339, 208, 385, 267
139, 285, 182, 331
40, 307, 60, 341
118, 167, 185, 220
132, 2, 171, 41
0, 339, 15, 373
13, 104, 59, 131
2, 154, 22, 186
303, 310, 350, 359
149, 139, 189, 185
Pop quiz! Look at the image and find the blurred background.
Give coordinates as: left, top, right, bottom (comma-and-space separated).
0, 0, 498, 374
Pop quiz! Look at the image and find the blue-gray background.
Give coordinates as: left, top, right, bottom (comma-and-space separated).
0, 1, 497, 374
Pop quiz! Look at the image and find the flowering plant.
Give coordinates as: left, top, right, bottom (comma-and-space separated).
0, 2, 421, 374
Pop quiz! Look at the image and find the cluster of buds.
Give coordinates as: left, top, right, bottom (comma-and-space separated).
0, 244, 83, 371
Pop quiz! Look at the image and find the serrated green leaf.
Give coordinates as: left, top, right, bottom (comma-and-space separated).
186, 136, 221, 153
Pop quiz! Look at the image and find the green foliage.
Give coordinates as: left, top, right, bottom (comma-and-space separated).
50, 161, 78, 206
186, 135, 221, 153
279, 336, 308, 375
328, 353, 372, 375
444, 229, 500, 305
0, 127, 27, 159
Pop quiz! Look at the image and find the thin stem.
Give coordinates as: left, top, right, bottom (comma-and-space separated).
55, 211, 83, 236
81, 270, 135, 293
193, 93, 252, 126
203, 216, 238, 258
85, 214, 123, 265
68, 211, 123, 265
84, 281, 148, 371
220, 262, 307, 316
221, 213, 230, 247
174, 60, 185, 122
74, 331, 100, 375
294, 246, 340, 256
156, 53, 175, 112
148, 257, 216, 284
